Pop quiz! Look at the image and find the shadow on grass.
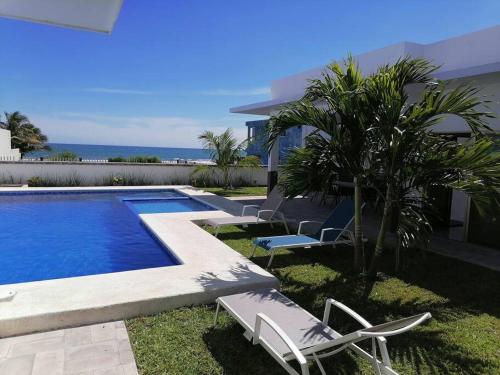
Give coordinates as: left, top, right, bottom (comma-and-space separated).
202, 262, 495, 374
203, 322, 361, 375
195, 224, 500, 373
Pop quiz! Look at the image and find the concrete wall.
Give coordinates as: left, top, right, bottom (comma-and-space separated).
0, 162, 267, 186
0, 129, 21, 161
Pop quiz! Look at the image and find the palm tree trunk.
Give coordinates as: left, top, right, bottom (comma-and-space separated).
353, 176, 365, 272
368, 184, 393, 277
222, 168, 230, 189
395, 237, 401, 273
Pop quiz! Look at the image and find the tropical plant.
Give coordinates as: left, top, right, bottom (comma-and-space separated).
108, 156, 128, 162
51, 151, 79, 161
0, 111, 49, 156
363, 58, 499, 275
269, 56, 500, 276
267, 57, 371, 272
108, 156, 161, 163
128, 155, 161, 163
192, 129, 260, 189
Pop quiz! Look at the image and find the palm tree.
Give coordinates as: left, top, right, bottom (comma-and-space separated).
269, 56, 499, 276
193, 128, 260, 189
364, 58, 499, 276
0, 111, 49, 156
268, 57, 371, 272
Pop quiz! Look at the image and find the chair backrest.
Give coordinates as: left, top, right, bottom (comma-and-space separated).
314, 198, 356, 241
259, 186, 284, 216
358, 312, 432, 337
301, 312, 431, 356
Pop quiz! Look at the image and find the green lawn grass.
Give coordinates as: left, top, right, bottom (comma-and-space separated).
201, 186, 267, 197
127, 224, 500, 375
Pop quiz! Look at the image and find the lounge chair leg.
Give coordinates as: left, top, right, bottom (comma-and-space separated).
267, 251, 276, 269
378, 339, 392, 369
371, 338, 382, 375
250, 244, 258, 258
213, 302, 221, 327
283, 220, 290, 234
214, 226, 220, 238
313, 353, 326, 375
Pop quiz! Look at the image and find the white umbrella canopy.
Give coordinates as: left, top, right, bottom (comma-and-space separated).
0, 0, 124, 33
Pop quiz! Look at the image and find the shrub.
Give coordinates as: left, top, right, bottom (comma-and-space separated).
108, 156, 161, 163
27, 174, 83, 187
27, 176, 43, 186
108, 156, 128, 162
50, 151, 79, 161
128, 156, 161, 163
102, 174, 157, 186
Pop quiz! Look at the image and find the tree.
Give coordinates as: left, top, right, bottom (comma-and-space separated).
193, 128, 260, 189
0, 111, 49, 155
267, 57, 371, 272
364, 58, 499, 276
269, 56, 500, 277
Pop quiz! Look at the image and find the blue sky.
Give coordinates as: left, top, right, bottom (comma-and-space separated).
1, 0, 499, 148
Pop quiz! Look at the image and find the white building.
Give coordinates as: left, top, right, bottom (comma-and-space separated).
232, 25, 500, 249
232, 24, 500, 131
0, 129, 21, 161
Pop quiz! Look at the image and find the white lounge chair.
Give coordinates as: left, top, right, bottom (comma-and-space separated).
205, 187, 289, 237
214, 288, 431, 375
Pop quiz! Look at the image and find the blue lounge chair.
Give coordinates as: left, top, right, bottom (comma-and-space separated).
251, 199, 358, 268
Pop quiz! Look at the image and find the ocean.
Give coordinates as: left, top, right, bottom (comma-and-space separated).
27, 143, 212, 162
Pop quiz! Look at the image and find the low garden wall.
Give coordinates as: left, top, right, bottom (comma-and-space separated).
0, 161, 267, 187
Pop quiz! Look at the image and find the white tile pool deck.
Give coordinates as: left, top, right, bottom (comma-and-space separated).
0, 186, 279, 337
0, 321, 138, 375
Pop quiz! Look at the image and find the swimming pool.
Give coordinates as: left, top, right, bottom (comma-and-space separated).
0, 189, 215, 285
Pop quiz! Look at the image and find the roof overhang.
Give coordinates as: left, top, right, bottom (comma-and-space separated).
231, 63, 500, 116
230, 95, 301, 116
0, 0, 124, 33
435, 61, 500, 80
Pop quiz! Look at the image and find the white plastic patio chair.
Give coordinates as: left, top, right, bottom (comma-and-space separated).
214, 288, 431, 375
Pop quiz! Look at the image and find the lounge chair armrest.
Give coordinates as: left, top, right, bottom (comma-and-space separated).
254, 313, 308, 368
323, 298, 373, 328
257, 209, 275, 220
242, 205, 260, 216
323, 299, 388, 345
297, 220, 323, 235
319, 228, 354, 243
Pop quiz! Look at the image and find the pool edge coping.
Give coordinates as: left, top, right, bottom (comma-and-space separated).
0, 185, 280, 337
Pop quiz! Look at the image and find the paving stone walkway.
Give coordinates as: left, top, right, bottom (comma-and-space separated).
0, 321, 139, 375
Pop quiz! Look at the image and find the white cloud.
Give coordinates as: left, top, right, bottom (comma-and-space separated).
83, 88, 155, 95
31, 113, 248, 148
81, 87, 271, 97
198, 87, 271, 96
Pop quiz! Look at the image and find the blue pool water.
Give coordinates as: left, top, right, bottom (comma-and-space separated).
125, 197, 215, 214
0, 190, 214, 285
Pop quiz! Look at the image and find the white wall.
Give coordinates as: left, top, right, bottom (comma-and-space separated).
405, 71, 500, 133
270, 25, 500, 104
0, 129, 21, 161
0, 162, 267, 186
